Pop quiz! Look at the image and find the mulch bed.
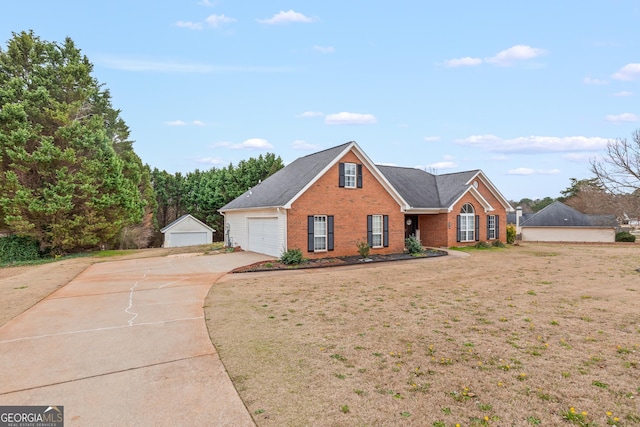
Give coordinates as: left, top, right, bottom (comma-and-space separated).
230, 249, 448, 273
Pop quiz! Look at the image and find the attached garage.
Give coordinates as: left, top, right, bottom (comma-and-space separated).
247, 217, 280, 257
161, 214, 215, 248
219, 208, 286, 257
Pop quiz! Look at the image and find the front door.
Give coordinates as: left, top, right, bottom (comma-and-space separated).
404, 215, 418, 239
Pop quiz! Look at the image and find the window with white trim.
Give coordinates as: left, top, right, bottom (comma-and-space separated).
314, 215, 327, 251
344, 163, 357, 188
487, 215, 496, 240
460, 203, 475, 242
371, 215, 383, 248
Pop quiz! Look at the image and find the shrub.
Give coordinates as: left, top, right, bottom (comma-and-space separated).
506, 224, 516, 244
491, 240, 505, 248
280, 248, 307, 265
474, 241, 492, 249
0, 235, 41, 263
356, 241, 371, 258
405, 235, 424, 254
615, 231, 636, 242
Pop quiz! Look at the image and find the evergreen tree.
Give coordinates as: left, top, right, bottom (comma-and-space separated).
0, 31, 149, 253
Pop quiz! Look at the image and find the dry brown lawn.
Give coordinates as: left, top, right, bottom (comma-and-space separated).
206, 243, 640, 427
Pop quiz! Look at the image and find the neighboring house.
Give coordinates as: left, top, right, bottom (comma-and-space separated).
219, 142, 513, 258
508, 201, 617, 243
160, 214, 215, 248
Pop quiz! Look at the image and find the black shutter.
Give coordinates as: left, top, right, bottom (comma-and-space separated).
456, 215, 461, 242
475, 215, 480, 241
383, 215, 389, 247
495, 215, 500, 240
338, 163, 345, 187
357, 164, 363, 188
308, 216, 314, 252
486, 216, 491, 239
328, 216, 334, 251
367, 215, 373, 246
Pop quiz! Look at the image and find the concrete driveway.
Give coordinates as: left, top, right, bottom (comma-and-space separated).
0, 251, 271, 426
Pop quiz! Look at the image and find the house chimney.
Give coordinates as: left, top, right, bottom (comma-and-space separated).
516, 206, 522, 229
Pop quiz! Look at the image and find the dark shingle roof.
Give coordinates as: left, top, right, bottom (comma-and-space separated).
436, 170, 480, 207
521, 201, 617, 227
376, 166, 440, 207
221, 142, 503, 212
220, 142, 352, 210
377, 167, 481, 209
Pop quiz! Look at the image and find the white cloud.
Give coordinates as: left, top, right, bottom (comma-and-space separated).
613, 91, 633, 97
506, 168, 560, 176
175, 21, 203, 30
258, 10, 314, 25
612, 63, 640, 81
96, 56, 294, 73
426, 161, 457, 170
298, 111, 324, 118
605, 113, 640, 123
313, 45, 335, 54
231, 138, 273, 150
456, 134, 609, 153
583, 76, 608, 85
196, 157, 225, 165
292, 140, 320, 150
165, 120, 187, 126
423, 136, 441, 142
192, 120, 205, 126
444, 57, 482, 67
206, 14, 236, 27
485, 45, 547, 67
325, 112, 377, 125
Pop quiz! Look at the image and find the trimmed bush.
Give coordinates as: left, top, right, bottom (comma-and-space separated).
405, 235, 424, 254
0, 235, 41, 263
356, 241, 371, 258
280, 248, 307, 265
491, 240, 506, 248
615, 231, 636, 242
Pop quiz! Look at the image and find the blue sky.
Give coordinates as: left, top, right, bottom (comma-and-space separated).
3, 1, 640, 201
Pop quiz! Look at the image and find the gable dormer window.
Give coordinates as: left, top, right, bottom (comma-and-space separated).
344, 163, 356, 188
339, 162, 363, 188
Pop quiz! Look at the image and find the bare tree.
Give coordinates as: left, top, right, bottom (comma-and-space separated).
590, 129, 640, 194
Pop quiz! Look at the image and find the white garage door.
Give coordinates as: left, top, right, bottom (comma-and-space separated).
170, 232, 208, 247
247, 218, 280, 257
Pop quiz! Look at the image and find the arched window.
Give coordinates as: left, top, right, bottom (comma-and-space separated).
459, 203, 475, 242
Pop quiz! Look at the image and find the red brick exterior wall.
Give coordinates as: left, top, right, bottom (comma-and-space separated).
288, 151, 405, 258
420, 178, 508, 248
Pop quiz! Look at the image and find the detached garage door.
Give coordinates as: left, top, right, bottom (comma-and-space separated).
170, 232, 208, 247
247, 218, 280, 257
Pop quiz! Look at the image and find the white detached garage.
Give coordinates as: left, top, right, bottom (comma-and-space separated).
161, 214, 215, 248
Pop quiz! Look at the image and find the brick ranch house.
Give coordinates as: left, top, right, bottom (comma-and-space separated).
219, 141, 513, 258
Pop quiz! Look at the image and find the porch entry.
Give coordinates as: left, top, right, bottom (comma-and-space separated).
404, 215, 418, 239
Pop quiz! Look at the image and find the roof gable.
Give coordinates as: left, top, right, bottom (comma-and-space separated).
160, 214, 214, 233
378, 167, 512, 212
220, 142, 407, 211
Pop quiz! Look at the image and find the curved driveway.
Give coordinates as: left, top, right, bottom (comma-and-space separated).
0, 251, 270, 426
